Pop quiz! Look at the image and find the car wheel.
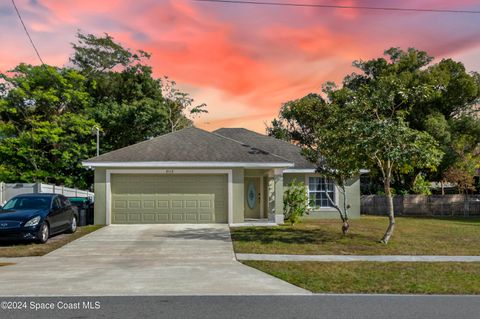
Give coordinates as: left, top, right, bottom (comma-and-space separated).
67, 216, 77, 234
37, 223, 49, 244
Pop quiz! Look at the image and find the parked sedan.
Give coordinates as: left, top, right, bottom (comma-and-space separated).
0, 194, 78, 244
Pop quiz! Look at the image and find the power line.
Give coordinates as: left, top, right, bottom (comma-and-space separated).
11, 0, 46, 65
194, 0, 480, 14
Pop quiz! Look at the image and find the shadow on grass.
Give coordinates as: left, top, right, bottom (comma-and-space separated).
231, 226, 377, 245
0, 233, 66, 247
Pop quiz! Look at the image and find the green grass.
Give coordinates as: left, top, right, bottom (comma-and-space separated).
231, 216, 480, 255
243, 261, 480, 294
0, 225, 103, 257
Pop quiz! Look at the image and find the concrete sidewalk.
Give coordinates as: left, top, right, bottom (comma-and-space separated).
236, 254, 480, 262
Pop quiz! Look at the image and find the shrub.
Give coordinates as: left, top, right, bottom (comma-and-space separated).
283, 180, 310, 224
412, 173, 432, 195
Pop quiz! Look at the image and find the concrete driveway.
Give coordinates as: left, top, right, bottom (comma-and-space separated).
0, 225, 308, 296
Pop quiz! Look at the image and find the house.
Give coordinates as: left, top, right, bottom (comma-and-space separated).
82, 127, 360, 225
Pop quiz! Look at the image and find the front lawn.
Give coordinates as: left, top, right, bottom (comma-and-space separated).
0, 225, 103, 257
243, 261, 480, 294
231, 216, 480, 255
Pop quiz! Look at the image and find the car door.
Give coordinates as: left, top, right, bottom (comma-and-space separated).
49, 196, 63, 233
58, 196, 74, 230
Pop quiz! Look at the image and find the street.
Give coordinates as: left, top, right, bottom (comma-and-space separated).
1, 295, 479, 319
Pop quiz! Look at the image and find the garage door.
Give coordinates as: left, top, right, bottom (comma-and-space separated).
111, 174, 228, 224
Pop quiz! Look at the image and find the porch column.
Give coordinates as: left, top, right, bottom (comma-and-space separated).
268, 169, 285, 224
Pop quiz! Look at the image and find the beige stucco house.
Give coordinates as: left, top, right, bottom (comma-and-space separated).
82, 127, 360, 225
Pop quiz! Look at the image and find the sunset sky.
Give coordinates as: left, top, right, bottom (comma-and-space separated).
1, 0, 479, 133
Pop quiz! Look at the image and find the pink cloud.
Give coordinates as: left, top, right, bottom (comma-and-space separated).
1, 0, 479, 134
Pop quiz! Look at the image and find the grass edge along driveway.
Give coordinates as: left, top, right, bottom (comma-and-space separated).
243, 261, 480, 294
0, 225, 103, 257
231, 216, 480, 256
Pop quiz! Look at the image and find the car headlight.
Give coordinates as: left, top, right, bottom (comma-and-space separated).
24, 216, 41, 227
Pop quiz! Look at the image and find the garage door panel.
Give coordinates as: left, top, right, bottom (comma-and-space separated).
157, 200, 169, 209
113, 200, 127, 209
143, 200, 155, 209
128, 200, 141, 209
157, 213, 169, 221
111, 174, 226, 224
128, 213, 142, 222
113, 213, 127, 222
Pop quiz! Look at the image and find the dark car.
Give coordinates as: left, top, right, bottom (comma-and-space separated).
0, 194, 78, 244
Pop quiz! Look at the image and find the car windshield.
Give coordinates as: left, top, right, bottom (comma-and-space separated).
2, 197, 51, 210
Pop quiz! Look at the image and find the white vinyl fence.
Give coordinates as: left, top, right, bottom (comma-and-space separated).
0, 182, 94, 205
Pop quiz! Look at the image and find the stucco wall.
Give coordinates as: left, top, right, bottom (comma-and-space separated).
93, 168, 107, 225
92, 168, 360, 225
232, 168, 244, 223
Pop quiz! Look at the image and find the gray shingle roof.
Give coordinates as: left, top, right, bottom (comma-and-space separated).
213, 128, 316, 169
83, 127, 293, 165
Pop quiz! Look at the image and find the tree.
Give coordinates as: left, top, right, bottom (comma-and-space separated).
326, 49, 445, 243
70, 32, 207, 151
270, 90, 364, 234
270, 48, 445, 243
0, 32, 207, 188
0, 64, 90, 128
0, 65, 98, 188
160, 77, 207, 132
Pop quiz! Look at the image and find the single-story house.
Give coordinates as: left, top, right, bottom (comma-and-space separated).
82, 127, 360, 225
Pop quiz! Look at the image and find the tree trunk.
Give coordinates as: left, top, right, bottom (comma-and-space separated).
380, 181, 395, 244
325, 186, 349, 235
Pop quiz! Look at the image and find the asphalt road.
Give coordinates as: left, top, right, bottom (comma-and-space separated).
1, 295, 479, 319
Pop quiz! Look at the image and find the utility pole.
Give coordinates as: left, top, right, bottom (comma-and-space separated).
94, 126, 100, 156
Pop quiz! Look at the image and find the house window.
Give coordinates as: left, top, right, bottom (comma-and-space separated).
308, 176, 335, 208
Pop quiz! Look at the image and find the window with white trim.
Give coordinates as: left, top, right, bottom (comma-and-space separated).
308, 176, 335, 208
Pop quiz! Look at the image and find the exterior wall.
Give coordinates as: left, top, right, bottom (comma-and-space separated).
263, 176, 268, 218
273, 170, 284, 223
244, 169, 269, 177
232, 168, 244, 223
93, 168, 362, 225
283, 173, 361, 219
94, 168, 107, 225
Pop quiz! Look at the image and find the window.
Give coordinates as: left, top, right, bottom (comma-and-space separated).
60, 196, 71, 207
52, 197, 61, 209
2, 197, 50, 210
308, 176, 335, 208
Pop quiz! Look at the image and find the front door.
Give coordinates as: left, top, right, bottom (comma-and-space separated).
244, 177, 261, 219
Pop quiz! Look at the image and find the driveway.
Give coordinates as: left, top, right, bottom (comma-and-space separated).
0, 225, 308, 296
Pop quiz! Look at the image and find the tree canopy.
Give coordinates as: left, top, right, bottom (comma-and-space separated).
0, 32, 207, 188
269, 47, 479, 243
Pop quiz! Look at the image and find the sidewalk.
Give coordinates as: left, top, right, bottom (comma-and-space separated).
236, 254, 480, 262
